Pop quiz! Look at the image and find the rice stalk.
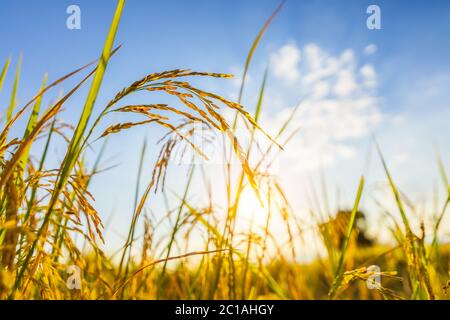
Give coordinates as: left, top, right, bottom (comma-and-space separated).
328, 176, 365, 299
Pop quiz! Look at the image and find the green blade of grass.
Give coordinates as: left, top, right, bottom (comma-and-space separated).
123, 137, 148, 278
234, 0, 285, 109
428, 148, 450, 258
375, 139, 412, 232
43, 0, 125, 222
7, 54, 22, 122
11, 0, 125, 294
24, 74, 48, 138
0, 56, 20, 158
0, 57, 11, 94
58, 0, 125, 187
328, 176, 365, 299
20, 74, 48, 166
157, 165, 196, 295
436, 146, 449, 191
253, 65, 268, 125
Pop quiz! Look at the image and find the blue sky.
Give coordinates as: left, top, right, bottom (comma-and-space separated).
3, 0, 450, 96
1, 0, 450, 253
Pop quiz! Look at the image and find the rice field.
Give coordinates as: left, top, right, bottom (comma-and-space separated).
0, 0, 449, 300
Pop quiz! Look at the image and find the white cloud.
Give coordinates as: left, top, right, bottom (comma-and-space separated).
270, 43, 301, 83
364, 44, 377, 55
220, 43, 450, 246
262, 43, 382, 172
360, 64, 377, 89
392, 152, 409, 165
311, 80, 330, 98
340, 49, 356, 64
304, 43, 325, 70
334, 69, 357, 97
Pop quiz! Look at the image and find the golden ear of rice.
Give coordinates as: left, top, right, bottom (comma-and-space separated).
86, 67, 277, 201
99, 119, 157, 139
